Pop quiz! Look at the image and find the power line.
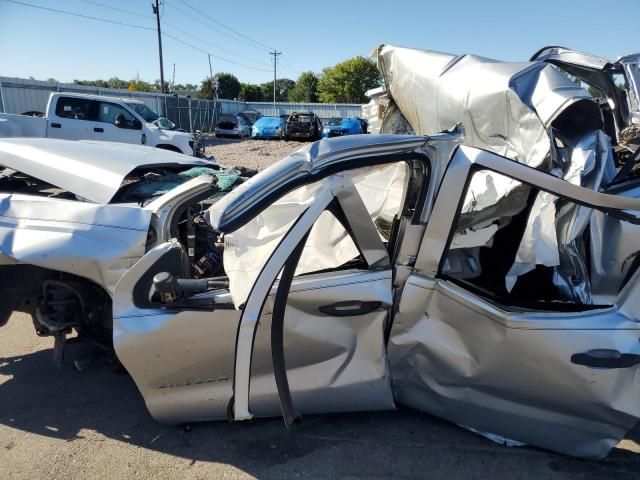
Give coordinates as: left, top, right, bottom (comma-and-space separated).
73, 0, 270, 68
3, 0, 273, 79
162, 31, 271, 72
161, 22, 271, 68
166, 2, 268, 53
167, 1, 272, 53
2, 0, 272, 74
280, 55, 302, 78
74, 0, 152, 19
175, 0, 274, 51
1, 0, 154, 30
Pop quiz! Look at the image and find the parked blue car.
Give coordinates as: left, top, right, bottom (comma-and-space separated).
322, 117, 364, 138
251, 116, 286, 139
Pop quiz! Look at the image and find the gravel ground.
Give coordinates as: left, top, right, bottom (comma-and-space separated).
1, 137, 640, 479
204, 137, 306, 171
1, 314, 639, 480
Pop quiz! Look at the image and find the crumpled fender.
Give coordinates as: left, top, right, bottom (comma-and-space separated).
0, 193, 152, 294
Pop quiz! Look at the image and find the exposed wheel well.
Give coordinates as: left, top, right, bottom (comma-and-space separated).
156, 144, 183, 154
0, 265, 112, 342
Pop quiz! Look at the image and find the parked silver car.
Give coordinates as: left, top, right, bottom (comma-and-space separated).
214, 114, 252, 138
2, 45, 640, 461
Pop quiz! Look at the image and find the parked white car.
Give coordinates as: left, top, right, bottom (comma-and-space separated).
0, 92, 199, 156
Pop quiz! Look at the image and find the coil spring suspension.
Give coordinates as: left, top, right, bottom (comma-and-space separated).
37, 280, 85, 333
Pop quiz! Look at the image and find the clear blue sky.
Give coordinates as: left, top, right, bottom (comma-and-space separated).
0, 0, 637, 86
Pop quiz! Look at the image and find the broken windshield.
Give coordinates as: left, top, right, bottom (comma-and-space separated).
113, 166, 244, 205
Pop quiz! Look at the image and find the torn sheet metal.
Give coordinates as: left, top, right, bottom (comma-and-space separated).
0, 193, 151, 293
449, 172, 529, 252
506, 130, 614, 296
373, 45, 611, 289
505, 187, 560, 291
374, 44, 596, 167
362, 87, 387, 135
223, 163, 407, 307
532, 47, 640, 133
620, 54, 640, 122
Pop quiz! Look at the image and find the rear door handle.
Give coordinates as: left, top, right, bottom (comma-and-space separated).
50, 123, 61, 128
93, 127, 104, 133
571, 349, 640, 369
319, 300, 382, 317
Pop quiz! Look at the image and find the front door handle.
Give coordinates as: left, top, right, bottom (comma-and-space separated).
571, 349, 640, 369
50, 123, 61, 128
319, 300, 382, 317
94, 127, 104, 133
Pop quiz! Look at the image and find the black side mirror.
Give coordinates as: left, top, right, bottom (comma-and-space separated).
132, 118, 142, 130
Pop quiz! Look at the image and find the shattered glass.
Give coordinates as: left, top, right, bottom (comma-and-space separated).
119, 166, 244, 203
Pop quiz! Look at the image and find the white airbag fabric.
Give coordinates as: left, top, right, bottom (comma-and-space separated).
224, 163, 407, 308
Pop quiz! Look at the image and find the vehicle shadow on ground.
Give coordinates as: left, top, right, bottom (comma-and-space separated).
1, 347, 639, 479
202, 136, 245, 146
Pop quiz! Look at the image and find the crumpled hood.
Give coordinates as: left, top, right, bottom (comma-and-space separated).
0, 138, 209, 204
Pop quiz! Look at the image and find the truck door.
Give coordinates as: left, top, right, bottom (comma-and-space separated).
390, 145, 640, 458
91, 101, 144, 145
47, 96, 95, 140
113, 159, 419, 425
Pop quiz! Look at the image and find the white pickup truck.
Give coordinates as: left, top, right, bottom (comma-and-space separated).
0, 92, 199, 156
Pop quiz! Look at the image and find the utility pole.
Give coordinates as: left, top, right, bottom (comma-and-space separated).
152, 0, 165, 93
171, 63, 176, 91
208, 54, 215, 131
270, 50, 282, 115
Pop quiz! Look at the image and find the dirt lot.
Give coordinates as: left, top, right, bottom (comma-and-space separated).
1, 137, 640, 479
205, 136, 307, 171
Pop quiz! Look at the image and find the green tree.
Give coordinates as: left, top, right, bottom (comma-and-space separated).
317, 56, 381, 103
199, 73, 241, 100
174, 83, 199, 92
288, 71, 319, 102
106, 77, 128, 89
74, 79, 109, 88
152, 79, 171, 92
127, 79, 152, 92
46, 77, 59, 84
260, 78, 295, 102
239, 83, 264, 101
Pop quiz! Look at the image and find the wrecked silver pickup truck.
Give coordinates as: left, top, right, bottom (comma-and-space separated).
2, 45, 640, 460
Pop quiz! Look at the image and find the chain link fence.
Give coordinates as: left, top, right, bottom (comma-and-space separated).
0, 77, 364, 133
